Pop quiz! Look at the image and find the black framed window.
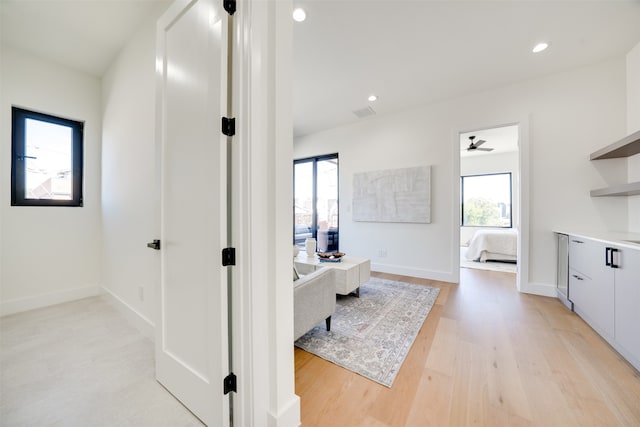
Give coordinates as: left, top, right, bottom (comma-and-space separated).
11, 107, 84, 207
293, 154, 339, 252
461, 172, 512, 227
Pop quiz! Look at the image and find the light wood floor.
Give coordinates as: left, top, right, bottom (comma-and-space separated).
295, 269, 640, 426
0, 296, 203, 426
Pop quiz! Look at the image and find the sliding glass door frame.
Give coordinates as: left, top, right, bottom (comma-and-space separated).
293, 153, 339, 249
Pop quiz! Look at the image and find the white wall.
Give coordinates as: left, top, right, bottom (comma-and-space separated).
460, 151, 519, 246
626, 40, 640, 233
627, 41, 640, 135
101, 11, 162, 331
295, 57, 627, 290
0, 46, 103, 315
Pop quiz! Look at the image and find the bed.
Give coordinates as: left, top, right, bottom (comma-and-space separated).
465, 229, 517, 263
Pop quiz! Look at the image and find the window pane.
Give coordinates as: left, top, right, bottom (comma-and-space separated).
294, 161, 313, 247
316, 159, 338, 229
462, 173, 511, 227
316, 158, 338, 252
25, 119, 73, 200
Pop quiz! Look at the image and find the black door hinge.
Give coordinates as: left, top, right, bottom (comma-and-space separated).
223, 372, 237, 394
222, 247, 236, 266
223, 0, 236, 15
147, 239, 161, 250
222, 117, 235, 136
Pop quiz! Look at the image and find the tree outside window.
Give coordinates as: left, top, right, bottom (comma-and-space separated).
461, 173, 512, 227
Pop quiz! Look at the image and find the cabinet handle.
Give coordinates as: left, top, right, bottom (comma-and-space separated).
571, 274, 584, 281
611, 248, 619, 269
572, 239, 584, 244
605, 247, 620, 268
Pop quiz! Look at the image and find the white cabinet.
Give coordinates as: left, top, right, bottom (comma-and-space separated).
569, 239, 614, 340
568, 235, 640, 371
614, 248, 640, 368
569, 237, 606, 279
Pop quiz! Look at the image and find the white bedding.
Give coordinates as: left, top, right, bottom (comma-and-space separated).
465, 229, 517, 262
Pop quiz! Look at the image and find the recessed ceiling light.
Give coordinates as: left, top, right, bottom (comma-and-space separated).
293, 8, 306, 22
368, 94, 378, 102
532, 42, 550, 53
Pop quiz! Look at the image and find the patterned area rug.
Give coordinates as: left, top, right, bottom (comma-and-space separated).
295, 277, 440, 387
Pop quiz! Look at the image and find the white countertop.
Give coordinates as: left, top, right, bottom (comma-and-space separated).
554, 230, 640, 250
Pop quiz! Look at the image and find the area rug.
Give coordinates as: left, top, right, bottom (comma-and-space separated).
295, 277, 440, 387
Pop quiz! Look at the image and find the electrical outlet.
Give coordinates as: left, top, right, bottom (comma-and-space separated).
378, 249, 387, 258
138, 286, 144, 302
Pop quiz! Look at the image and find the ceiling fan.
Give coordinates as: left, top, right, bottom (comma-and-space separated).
466, 135, 494, 152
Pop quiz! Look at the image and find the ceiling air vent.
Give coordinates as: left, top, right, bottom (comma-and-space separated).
353, 106, 376, 119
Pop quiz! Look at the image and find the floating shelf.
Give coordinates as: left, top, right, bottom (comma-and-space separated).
590, 129, 640, 160
590, 181, 640, 197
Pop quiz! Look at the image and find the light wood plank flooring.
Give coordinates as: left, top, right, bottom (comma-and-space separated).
0, 296, 203, 426
295, 269, 640, 426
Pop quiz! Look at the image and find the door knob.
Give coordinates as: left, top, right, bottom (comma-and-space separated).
147, 239, 161, 250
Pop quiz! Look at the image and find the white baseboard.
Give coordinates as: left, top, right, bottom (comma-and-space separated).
371, 262, 457, 283
268, 394, 300, 427
0, 285, 102, 317
520, 282, 557, 297
101, 287, 155, 341
371, 263, 558, 298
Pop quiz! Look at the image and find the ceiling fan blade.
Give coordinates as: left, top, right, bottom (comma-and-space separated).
474, 139, 486, 147
477, 147, 494, 151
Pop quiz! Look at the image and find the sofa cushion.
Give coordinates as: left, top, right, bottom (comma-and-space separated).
293, 268, 336, 341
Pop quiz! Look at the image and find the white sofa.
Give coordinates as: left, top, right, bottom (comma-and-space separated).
293, 267, 336, 341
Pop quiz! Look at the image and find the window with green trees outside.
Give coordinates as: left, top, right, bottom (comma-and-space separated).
461, 172, 512, 227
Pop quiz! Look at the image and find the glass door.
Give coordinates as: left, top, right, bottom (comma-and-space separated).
294, 154, 339, 252
294, 161, 314, 247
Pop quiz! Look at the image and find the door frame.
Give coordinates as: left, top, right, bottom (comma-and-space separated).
451, 117, 530, 293
232, 0, 300, 425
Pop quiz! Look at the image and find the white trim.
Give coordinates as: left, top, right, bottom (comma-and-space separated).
101, 286, 155, 340
520, 282, 557, 297
450, 127, 462, 284
371, 263, 457, 283
234, 0, 300, 425
517, 118, 531, 294
268, 395, 301, 427
452, 117, 531, 292
233, 1, 257, 424
0, 285, 101, 317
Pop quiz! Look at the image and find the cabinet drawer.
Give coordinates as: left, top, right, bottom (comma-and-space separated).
569, 236, 604, 278
569, 268, 614, 339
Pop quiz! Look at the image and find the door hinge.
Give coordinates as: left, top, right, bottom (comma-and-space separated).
223, 372, 237, 394
223, 0, 236, 15
222, 117, 235, 136
222, 247, 236, 266
147, 239, 161, 250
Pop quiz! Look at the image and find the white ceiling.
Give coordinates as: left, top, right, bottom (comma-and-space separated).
2, 1, 640, 138
293, 0, 640, 137
0, 0, 169, 77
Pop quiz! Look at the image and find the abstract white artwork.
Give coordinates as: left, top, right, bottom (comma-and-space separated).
352, 165, 431, 223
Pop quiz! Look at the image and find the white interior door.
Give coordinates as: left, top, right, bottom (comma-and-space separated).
156, 0, 228, 425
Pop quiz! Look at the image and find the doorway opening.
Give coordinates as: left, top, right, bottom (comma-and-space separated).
459, 125, 520, 278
